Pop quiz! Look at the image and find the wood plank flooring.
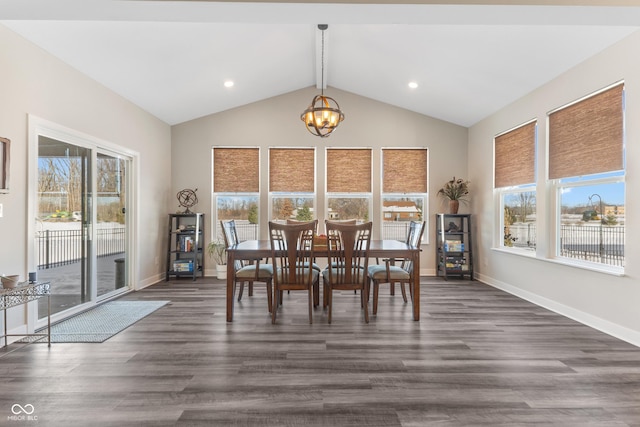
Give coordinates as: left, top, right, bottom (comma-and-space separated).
1, 277, 640, 426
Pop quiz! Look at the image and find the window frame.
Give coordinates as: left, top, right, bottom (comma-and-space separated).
547, 82, 625, 273
498, 185, 537, 254
493, 120, 537, 254
381, 194, 428, 243
325, 193, 373, 224
325, 147, 373, 225
551, 173, 625, 273
211, 146, 261, 242
268, 147, 316, 223
380, 147, 429, 243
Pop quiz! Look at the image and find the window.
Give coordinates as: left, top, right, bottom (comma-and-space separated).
269, 148, 315, 223
212, 147, 260, 241
494, 121, 537, 251
326, 148, 372, 223
381, 148, 428, 241
548, 83, 625, 269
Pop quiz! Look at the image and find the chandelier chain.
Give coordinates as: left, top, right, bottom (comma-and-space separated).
321, 28, 325, 95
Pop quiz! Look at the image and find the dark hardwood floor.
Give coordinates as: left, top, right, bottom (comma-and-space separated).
1, 276, 640, 426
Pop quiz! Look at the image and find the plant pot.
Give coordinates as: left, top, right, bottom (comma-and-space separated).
216, 264, 227, 280
448, 200, 460, 214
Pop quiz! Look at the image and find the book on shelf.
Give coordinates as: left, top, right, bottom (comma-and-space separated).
173, 260, 194, 272
177, 236, 194, 252
444, 240, 464, 252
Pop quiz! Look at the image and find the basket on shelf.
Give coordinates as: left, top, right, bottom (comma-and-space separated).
1, 275, 20, 289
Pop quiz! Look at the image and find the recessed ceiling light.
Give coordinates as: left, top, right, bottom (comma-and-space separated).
408, 81, 418, 89
224, 80, 234, 88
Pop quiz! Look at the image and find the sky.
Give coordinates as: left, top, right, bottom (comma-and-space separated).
560, 182, 624, 207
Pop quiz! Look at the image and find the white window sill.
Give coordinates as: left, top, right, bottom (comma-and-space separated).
491, 247, 624, 277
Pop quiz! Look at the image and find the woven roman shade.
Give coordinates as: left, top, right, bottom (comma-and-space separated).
549, 84, 624, 180
213, 147, 259, 193
269, 148, 315, 193
382, 148, 428, 193
494, 122, 536, 188
326, 148, 372, 193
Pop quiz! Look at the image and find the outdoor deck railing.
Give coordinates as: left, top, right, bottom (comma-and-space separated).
507, 222, 625, 267
38, 221, 625, 270
36, 227, 126, 269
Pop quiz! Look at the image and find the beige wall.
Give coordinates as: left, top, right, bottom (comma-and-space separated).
171, 86, 469, 274
469, 30, 640, 346
0, 25, 172, 335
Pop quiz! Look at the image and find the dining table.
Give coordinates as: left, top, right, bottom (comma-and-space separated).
225, 239, 421, 322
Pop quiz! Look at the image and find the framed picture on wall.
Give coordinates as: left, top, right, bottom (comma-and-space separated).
0, 137, 9, 193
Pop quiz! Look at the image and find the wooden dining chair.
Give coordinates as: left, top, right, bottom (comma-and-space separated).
268, 221, 320, 324
221, 220, 274, 313
286, 219, 321, 272
322, 221, 372, 324
368, 220, 424, 315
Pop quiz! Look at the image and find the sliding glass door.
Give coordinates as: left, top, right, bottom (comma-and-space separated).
96, 151, 128, 298
35, 137, 130, 318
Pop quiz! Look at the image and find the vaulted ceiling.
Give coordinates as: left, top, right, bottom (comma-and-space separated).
2, 0, 639, 127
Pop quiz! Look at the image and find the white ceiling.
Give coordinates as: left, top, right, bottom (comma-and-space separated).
2, 1, 639, 127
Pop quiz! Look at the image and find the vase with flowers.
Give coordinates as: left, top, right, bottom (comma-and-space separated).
437, 176, 470, 214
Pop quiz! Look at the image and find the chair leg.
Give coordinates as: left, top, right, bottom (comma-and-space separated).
313, 280, 320, 308
373, 281, 379, 315
363, 285, 369, 323
327, 287, 333, 324
266, 280, 273, 313
400, 282, 408, 303
237, 282, 245, 302
271, 285, 279, 324
390, 283, 395, 296
308, 287, 313, 324
323, 281, 328, 309
248, 283, 254, 297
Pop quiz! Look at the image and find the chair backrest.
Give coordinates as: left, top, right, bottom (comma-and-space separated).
269, 221, 316, 286
407, 220, 425, 248
220, 220, 242, 271
404, 220, 425, 273
286, 219, 319, 233
325, 221, 372, 285
324, 219, 356, 234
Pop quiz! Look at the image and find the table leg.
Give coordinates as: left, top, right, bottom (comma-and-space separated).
413, 250, 420, 321
226, 253, 235, 322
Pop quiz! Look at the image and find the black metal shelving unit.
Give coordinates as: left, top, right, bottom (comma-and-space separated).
166, 213, 204, 281
435, 213, 473, 280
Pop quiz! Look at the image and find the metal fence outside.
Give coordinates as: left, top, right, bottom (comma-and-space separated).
507, 222, 625, 267
39, 220, 624, 270
36, 226, 126, 269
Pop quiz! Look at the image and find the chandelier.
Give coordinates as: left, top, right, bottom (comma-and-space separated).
301, 24, 345, 138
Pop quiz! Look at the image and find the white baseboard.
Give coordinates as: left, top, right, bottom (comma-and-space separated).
137, 273, 165, 290
476, 272, 640, 348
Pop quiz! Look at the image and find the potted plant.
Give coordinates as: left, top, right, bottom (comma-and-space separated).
207, 240, 227, 280
437, 176, 470, 214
